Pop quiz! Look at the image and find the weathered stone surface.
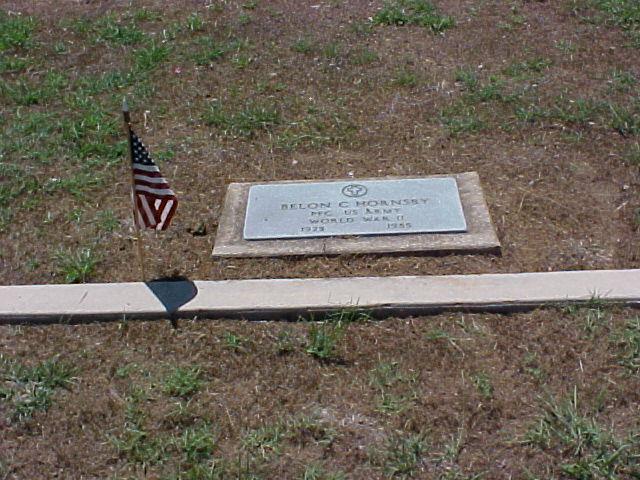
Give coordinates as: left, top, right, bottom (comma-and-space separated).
243, 177, 467, 240
213, 172, 500, 257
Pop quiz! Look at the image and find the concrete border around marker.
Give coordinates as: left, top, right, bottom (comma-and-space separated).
213, 172, 501, 257
1, 269, 639, 325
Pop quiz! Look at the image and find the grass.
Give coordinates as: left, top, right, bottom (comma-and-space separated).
471, 372, 494, 399
162, 366, 203, 398
522, 353, 546, 382
393, 67, 419, 87
274, 329, 296, 355
591, 0, 640, 31
242, 424, 284, 458
0, 54, 30, 72
582, 304, 608, 336
624, 142, 640, 165
523, 387, 639, 479
133, 41, 170, 72
609, 102, 640, 136
0, 355, 75, 422
95, 209, 120, 233
370, 361, 405, 389
303, 309, 366, 361
223, 331, 247, 351
381, 433, 428, 478
94, 14, 146, 46
1, 3, 640, 476
373, 0, 455, 33
53, 247, 100, 283
503, 57, 552, 78
292, 37, 315, 54
177, 423, 216, 463
186, 12, 205, 32
609, 68, 637, 91
302, 464, 346, 480
612, 317, 640, 373
203, 101, 280, 137
351, 47, 379, 65
111, 391, 168, 467
193, 37, 228, 65
0, 11, 36, 51
305, 320, 346, 360
439, 104, 485, 135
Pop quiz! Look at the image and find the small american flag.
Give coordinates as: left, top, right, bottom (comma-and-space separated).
130, 131, 178, 230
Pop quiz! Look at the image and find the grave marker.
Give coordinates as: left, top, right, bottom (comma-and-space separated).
213, 172, 500, 258
243, 177, 467, 240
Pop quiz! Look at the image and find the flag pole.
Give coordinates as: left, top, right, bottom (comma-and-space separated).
122, 98, 147, 282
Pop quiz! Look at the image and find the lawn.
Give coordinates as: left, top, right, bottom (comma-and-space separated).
0, 0, 638, 284
1, 0, 640, 478
1, 305, 640, 478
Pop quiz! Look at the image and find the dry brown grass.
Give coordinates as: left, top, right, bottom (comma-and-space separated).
2, 306, 640, 478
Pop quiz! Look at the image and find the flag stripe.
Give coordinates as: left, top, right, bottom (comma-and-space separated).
133, 163, 161, 173
133, 169, 164, 178
134, 185, 175, 196
139, 195, 157, 227
134, 174, 168, 184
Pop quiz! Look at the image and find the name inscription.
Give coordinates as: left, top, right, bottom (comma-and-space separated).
243, 178, 467, 240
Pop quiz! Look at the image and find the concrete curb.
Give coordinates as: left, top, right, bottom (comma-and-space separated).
1, 269, 640, 324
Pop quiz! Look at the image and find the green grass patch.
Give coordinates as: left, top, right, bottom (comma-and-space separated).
380, 433, 428, 478
94, 14, 146, 46
323, 41, 342, 60
609, 68, 637, 91
204, 101, 280, 137
95, 210, 120, 233
192, 37, 251, 67
623, 142, 640, 165
185, 12, 206, 32
392, 67, 419, 87
439, 103, 485, 135
302, 464, 346, 480
223, 331, 248, 352
133, 41, 170, 72
592, 0, 640, 31
0, 54, 30, 72
609, 101, 640, 136
471, 372, 494, 399
176, 423, 217, 463
291, 36, 316, 54
303, 309, 365, 360
242, 424, 284, 458
54, 247, 101, 283
193, 37, 228, 65
1, 355, 75, 422
0, 11, 36, 51
162, 366, 203, 398
0, 163, 39, 208
351, 47, 379, 65
373, 0, 455, 33
111, 390, 169, 466
305, 320, 346, 360
523, 387, 639, 479
612, 317, 640, 373
503, 57, 552, 78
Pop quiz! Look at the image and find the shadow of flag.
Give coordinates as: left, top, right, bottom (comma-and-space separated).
145, 277, 198, 320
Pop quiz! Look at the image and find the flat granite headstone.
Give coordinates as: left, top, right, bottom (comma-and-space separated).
213, 172, 500, 258
244, 177, 467, 240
